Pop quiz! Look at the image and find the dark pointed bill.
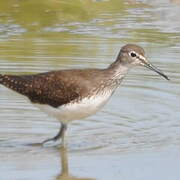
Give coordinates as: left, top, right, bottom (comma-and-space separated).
143, 62, 169, 80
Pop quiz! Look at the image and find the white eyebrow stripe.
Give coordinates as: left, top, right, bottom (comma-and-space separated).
129, 51, 146, 61
138, 54, 146, 61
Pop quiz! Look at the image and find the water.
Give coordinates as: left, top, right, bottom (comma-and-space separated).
0, 0, 180, 179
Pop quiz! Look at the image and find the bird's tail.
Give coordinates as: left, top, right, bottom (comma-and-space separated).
0, 74, 21, 91
0, 74, 3, 84
0, 74, 34, 97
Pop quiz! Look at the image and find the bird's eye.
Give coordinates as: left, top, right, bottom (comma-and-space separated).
130, 52, 136, 57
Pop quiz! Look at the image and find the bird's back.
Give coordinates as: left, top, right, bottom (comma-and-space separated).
0, 68, 111, 108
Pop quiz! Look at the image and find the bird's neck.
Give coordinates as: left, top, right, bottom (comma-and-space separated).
107, 59, 130, 80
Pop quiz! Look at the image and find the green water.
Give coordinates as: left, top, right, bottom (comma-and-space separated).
0, 0, 180, 180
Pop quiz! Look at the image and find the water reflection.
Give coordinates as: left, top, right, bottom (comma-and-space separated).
56, 147, 95, 180
0, 0, 125, 33
0, 145, 95, 180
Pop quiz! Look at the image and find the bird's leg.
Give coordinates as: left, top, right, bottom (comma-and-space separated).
61, 124, 67, 146
43, 123, 67, 146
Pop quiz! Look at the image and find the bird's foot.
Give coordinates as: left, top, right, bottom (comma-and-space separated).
42, 123, 67, 147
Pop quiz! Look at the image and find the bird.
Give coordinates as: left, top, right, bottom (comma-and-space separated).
0, 44, 169, 147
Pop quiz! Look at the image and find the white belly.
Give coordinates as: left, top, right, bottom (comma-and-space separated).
35, 92, 112, 124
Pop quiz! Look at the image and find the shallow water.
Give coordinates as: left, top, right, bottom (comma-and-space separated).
0, 0, 180, 180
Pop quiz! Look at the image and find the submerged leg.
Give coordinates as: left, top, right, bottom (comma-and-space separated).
43, 123, 67, 146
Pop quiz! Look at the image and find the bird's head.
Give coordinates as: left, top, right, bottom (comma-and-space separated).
118, 44, 169, 80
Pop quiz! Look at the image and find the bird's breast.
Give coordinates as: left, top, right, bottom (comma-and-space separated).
35, 90, 113, 123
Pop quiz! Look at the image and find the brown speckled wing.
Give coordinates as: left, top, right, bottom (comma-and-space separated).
0, 70, 97, 108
